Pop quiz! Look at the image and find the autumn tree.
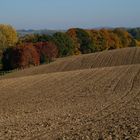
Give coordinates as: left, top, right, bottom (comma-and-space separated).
2, 43, 40, 70
113, 28, 136, 47
99, 29, 121, 50
0, 32, 7, 51
18, 44, 40, 68
34, 42, 58, 64
0, 24, 18, 67
0, 24, 18, 49
67, 28, 96, 54
66, 28, 81, 55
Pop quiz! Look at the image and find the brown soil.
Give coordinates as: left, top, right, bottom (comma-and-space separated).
0, 47, 140, 140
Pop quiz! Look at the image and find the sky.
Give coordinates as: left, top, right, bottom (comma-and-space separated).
0, 0, 140, 29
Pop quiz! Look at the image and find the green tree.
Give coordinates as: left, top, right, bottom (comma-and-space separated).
76, 29, 96, 53
19, 34, 53, 43
53, 32, 74, 57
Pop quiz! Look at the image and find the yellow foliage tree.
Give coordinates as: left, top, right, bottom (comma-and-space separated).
0, 24, 18, 49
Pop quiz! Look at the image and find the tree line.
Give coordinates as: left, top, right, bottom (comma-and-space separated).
0, 24, 140, 71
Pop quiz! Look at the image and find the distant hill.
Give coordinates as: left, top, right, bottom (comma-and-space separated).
17, 29, 66, 36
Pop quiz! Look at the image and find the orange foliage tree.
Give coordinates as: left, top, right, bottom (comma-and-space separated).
34, 42, 58, 64
2, 43, 40, 70
66, 28, 81, 55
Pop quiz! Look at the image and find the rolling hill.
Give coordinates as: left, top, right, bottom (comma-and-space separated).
1, 47, 140, 79
0, 47, 140, 139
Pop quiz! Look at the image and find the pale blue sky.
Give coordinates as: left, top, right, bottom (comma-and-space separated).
0, 0, 140, 29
